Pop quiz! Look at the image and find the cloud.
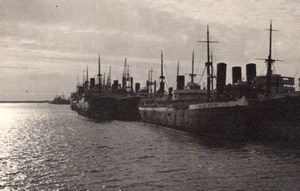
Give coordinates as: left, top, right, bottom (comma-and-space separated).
0, 65, 27, 69
0, 0, 299, 100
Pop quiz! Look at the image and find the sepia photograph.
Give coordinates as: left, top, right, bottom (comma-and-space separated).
0, 0, 299, 190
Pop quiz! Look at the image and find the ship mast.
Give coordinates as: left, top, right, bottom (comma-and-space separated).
158, 50, 165, 96
127, 63, 130, 91
189, 50, 196, 83
107, 66, 111, 87
86, 65, 89, 82
256, 20, 281, 95
103, 73, 106, 87
98, 54, 102, 92
265, 20, 277, 95
199, 25, 218, 99
211, 51, 214, 90
122, 58, 127, 89
150, 68, 154, 94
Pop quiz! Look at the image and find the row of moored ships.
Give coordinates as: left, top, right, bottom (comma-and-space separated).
70, 22, 300, 141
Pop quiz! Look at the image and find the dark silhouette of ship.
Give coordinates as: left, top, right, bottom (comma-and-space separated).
139, 22, 300, 141
70, 56, 140, 121
50, 94, 70, 104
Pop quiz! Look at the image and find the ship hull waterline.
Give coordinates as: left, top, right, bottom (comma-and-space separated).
76, 96, 141, 121
139, 95, 300, 141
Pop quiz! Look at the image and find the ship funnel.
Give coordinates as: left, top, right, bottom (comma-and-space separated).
246, 63, 256, 84
112, 80, 119, 90
216, 62, 227, 95
135, 83, 140, 93
90, 78, 95, 88
232, 66, 242, 84
78, 86, 84, 94
176, 75, 185, 90
130, 77, 133, 93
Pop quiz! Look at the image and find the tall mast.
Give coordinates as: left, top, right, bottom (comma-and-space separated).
150, 68, 154, 94
103, 73, 106, 86
198, 25, 218, 99
86, 65, 89, 82
98, 54, 102, 92
107, 66, 111, 87
160, 50, 164, 79
127, 63, 130, 80
125, 58, 127, 77
256, 21, 282, 95
211, 51, 214, 90
127, 64, 130, 78
122, 58, 127, 89
127, 63, 130, 90
98, 54, 101, 80
189, 50, 196, 83
158, 50, 165, 95
266, 20, 277, 95
206, 26, 211, 96
150, 68, 153, 85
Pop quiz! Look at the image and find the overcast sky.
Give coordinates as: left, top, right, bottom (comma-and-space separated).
0, 0, 299, 100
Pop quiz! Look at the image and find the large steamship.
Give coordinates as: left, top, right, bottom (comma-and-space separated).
139, 22, 300, 140
70, 56, 140, 121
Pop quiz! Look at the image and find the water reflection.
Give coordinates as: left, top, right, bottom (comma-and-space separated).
0, 103, 299, 190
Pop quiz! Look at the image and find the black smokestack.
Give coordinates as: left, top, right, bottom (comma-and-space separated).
217, 62, 227, 95
135, 83, 140, 93
232, 66, 242, 84
130, 77, 133, 93
176, 75, 185, 90
112, 80, 119, 90
90, 78, 95, 88
246, 63, 257, 84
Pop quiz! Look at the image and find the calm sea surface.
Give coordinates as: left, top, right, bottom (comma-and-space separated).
0, 103, 299, 191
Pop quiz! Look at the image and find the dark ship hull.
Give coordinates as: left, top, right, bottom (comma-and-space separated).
248, 93, 300, 142
140, 97, 251, 140
76, 95, 141, 121
50, 97, 70, 105
140, 94, 300, 141
114, 96, 141, 121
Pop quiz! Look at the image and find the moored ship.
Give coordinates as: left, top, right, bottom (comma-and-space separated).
70, 56, 140, 121
50, 94, 70, 105
139, 22, 300, 141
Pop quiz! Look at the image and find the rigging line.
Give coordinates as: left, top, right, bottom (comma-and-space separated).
198, 66, 206, 84
31, 32, 67, 62
196, 43, 205, 76
164, 61, 172, 89
2, 30, 102, 82
30, 30, 102, 62
1, 31, 67, 81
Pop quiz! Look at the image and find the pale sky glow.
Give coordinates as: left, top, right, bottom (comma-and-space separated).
0, 0, 299, 100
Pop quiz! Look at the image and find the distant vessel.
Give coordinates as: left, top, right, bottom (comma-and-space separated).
50, 95, 70, 105
70, 56, 140, 121
139, 22, 300, 140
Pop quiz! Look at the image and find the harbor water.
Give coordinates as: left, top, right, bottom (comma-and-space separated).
0, 103, 299, 190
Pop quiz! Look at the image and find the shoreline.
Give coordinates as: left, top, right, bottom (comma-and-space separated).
0, 101, 49, 103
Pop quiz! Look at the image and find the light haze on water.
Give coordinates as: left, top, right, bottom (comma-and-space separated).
0, 103, 299, 190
